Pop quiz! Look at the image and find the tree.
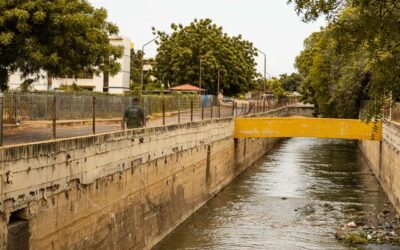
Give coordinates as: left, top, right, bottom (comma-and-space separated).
0, 0, 123, 91
295, 25, 370, 118
130, 49, 143, 85
152, 19, 258, 96
289, 0, 400, 118
267, 77, 288, 99
279, 73, 303, 92
130, 49, 158, 91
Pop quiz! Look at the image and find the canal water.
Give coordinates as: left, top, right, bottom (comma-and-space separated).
154, 138, 399, 250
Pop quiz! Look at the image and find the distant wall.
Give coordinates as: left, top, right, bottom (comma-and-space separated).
359, 120, 400, 212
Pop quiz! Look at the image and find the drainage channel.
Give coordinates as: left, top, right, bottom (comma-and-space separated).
154, 138, 400, 250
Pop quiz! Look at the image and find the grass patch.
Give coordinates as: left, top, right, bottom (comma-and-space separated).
345, 234, 368, 244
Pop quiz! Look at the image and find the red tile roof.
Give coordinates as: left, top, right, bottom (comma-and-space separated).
170, 84, 206, 92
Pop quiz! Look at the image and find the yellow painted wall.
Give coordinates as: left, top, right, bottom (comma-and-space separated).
235, 117, 382, 141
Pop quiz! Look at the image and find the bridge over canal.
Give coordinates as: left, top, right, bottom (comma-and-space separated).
235, 117, 382, 141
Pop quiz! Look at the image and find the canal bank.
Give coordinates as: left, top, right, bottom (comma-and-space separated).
155, 138, 400, 250
359, 120, 400, 214
1, 106, 309, 250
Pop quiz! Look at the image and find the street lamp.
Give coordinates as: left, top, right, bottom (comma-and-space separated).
256, 48, 267, 94
141, 36, 158, 95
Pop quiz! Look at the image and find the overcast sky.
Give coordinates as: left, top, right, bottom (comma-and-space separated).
89, 0, 325, 77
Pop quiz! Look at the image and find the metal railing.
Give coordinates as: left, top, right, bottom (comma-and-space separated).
389, 102, 400, 123
360, 100, 400, 124
0, 92, 300, 147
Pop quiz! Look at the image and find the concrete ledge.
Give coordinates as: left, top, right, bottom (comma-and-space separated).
359, 119, 400, 213
0, 105, 311, 250
0, 118, 235, 210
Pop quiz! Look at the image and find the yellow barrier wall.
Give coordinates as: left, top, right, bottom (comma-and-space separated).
235, 117, 382, 141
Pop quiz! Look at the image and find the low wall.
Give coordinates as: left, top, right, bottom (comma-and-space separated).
0, 113, 283, 249
359, 120, 400, 212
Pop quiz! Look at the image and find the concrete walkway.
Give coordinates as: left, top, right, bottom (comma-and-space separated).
3, 106, 238, 146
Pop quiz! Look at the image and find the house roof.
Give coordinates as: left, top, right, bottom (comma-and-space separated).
170, 84, 206, 92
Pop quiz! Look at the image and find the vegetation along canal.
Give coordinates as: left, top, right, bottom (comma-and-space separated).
155, 138, 400, 250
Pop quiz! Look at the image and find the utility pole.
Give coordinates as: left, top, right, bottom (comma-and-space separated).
140, 36, 158, 95
256, 48, 267, 94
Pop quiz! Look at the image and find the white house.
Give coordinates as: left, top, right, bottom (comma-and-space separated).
8, 36, 132, 94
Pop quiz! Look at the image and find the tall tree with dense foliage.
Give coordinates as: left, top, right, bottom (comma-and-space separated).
130, 49, 143, 85
279, 73, 302, 92
267, 77, 288, 99
289, 0, 400, 119
130, 49, 155, 91
295, 26, 369, 118
152, 19, 258, 96
0, 0, 123, 91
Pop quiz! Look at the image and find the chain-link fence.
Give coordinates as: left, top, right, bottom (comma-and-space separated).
360, 100, 400, 124
0, 91, 300, 147
389, 102, 400, 123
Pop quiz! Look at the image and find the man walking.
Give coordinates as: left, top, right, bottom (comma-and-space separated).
122, 96, 145, 129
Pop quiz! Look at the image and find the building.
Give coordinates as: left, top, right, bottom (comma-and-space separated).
8, 36, 132, 94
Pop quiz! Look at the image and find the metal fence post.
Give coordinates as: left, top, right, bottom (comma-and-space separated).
162, 97, 166, 126
178, 98, 181, 123
235, 102, 238, 117
218, 103, 221, 118
260, 99, 262, 113
201, 100, 204, 120
190, 100, 194, 122
256, 100, 259, 113
231, 102, 235, 117
263, 99, 266, 112
0, 92, 4, 147
52, 95, 57, 140
148, 97, 151, 116
92, 96, 96, 134
13, 92, 17, 123
141, 97, 146, 127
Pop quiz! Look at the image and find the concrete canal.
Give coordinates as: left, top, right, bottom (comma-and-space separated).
155, 138, 400, 250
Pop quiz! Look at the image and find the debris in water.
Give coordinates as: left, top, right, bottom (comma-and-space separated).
347, 222, 357, 228
335, 209, 400, 247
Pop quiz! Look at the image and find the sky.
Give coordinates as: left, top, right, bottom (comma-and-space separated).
89, 0, 325, 77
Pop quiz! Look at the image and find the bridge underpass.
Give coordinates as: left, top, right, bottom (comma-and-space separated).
234, 117, 382, 141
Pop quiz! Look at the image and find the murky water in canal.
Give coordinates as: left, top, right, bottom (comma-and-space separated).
154, 138, 399, 250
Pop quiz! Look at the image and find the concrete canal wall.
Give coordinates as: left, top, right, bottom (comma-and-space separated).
0, 106, 299, 249
359, 120, 400, 213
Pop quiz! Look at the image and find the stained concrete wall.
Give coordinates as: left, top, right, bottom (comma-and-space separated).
359, 120, 400, 212
0, 114, 283, 249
